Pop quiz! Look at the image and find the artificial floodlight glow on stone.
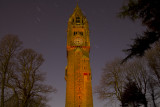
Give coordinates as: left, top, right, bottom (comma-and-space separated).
65, 3, 93, 107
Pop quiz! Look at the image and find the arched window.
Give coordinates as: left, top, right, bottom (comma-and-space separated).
76, 17, 80, 23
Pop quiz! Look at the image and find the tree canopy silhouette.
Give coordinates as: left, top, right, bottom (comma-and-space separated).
95, 58, 127, 105
0, 35, 56, 107
0, 35, 22, 107
121, 79, 147, 107
119, 0, 160, 62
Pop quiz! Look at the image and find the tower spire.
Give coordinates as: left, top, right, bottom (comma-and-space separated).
77, 0, 79, 4
76, 0, 79, 8
73, 0, 82, 15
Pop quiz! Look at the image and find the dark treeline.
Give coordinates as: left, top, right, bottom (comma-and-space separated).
96, 0, 160, 106
95, 41, 160, 107
119, 0, 160, 62
0, 35, 56, 107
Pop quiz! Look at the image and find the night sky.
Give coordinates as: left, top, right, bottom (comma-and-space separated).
0, 0, 145, 107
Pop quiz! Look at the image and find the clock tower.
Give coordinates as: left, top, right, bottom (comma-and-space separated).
65, 4, 93, 107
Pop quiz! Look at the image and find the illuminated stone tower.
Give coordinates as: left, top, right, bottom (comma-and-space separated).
65, 4, 93, 107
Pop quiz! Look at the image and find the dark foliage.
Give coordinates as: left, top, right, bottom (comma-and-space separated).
119, 0, 160, 62
121, 79, 147, 107
0, 35, 56, 107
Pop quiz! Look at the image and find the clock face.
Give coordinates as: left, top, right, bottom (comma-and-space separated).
74, 37, 83, 45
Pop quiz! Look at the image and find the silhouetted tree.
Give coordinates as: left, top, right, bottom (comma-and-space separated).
125, 58, 149, 101
95, 58, 127, 105
145, 42, 160, 85
124, 57, 160, 106
0, 35, 22, 107
119, 0, 160, 62
145, 42, 160, 107
9, 49, 57, 107
0, 35, 57, 107
121, 79, 147, 107
147, 77, 158, 107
